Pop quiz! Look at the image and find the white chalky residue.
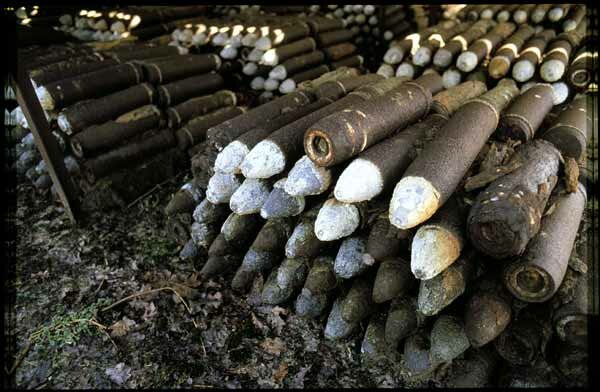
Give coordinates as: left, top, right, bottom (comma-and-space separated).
334, 236, 368, 279
411, 226, 461, 280
335, 158, 383, 202
540, 59, 565, 82
279, 79, 296, 94
215, 141, 249, 174
240, 140, 286, 179
383, 46, 404, 65
229, 178, 271, 215
551, 82, 569, 105
269, 65, 287, 80
413, 47, 432, 66
314, 199, 360, 241
285, 155, 332, 196
443, 68, 462, 88
456, 51, 478, 73
206, 172, 242, 204
389, 176, 441, 229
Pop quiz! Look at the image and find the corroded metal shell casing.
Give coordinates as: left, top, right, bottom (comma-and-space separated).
340, 274, 375, 324
315, 74, 383, 101
433, 20, 495, 68
263, 23, 311, 48
261, 257, 309, 305
40, 62, 143, 111
157, 72, 225, 108
323, 42, 357, 61
503, 183, 586, 303
552, 275, 589, 348
167, 90, 237, 129
71, 105, 161, 158
458, 22, 517, 70
331, 55, 363, 70
540, 95, 590, 160
496, 83, 555, 142
295, 256, 336, 318
442, 347, 498, 388
306, 17, 345, 34
429, 315, 470, 363
305, 73, 442, 167
372, 257, 415, 304
516, 29, 556, 68
317, 29, 355, 47
467, 139, 561, 260
289, 65, 331, 85
175, 106, 245, 150
104, 45, 180, 63
142, 54, 221, 84
464, 289, 512, 347
30, 57, 118, 88
385, 297, 425, 350
366, 214, 411, 262
263, 37, 317, 65
488, 25, 535, 79
567, 47, 595, 92
58, 83, 155, 135
280, 50, 326, 75
431, 80, 487, 118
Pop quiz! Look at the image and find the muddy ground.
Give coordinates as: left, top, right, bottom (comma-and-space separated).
10, 177, 410, 389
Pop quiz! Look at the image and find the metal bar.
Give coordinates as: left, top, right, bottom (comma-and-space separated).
15, 68, 80, 224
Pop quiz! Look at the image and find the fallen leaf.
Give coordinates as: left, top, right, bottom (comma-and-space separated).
260, 337, 285, 356
273, 362, 289, 384
109, 316, 137, 337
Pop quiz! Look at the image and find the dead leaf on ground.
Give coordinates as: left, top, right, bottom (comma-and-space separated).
260, 337, 286, 356
273, 362, 289, 384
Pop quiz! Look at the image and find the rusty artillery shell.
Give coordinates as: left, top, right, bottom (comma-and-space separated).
365, 213, 411, 262
193, 197, 230, 225
306, 17, 345, 34
567, 47, 596, 92
323, 42, 357, 62
340, 274, 376, 324
503, 183, 586, 302
464, 278, 512, 347
261, 257, 309, 305
333, 235, 370, 279
296, 66, 360, 92
385, 297, 425, 350
494, 303, 553, 365
305, 72, 443, 168
562, 4, 586, 32
412, 22, 472, 67
512, 29, 556, 82
36, 62, 143, 111
104, 45, 180, 63
372, 257, 415, 304
433, 20, 496, 68
540, 19, 587, 82
241, 76, 390, 179
295, 256, 337, 318
260, 177, 305, 219
442, 347, 498, 388
83, 129, 175, 183
270, 50, 326, 80
553, 275, 589, 348
468, 139, 561, 259
488, 25, 536, 79
495, 83, 555, 142
324, 297, 358, 340
231, 218, 295, 292
480, 4, 503, 20
175, 106, 245, 151
411, 196, 466, 280
331, 55, 363, 70
261, 37, 317, 66
29, 57, 117, 88
288, 65, 331, 85
165, 179, 204, 216
57, 82, 155, 134
314, 74, 384, 102
285, 204, 327, 258
334, 113, 448, 203
512, 4, 535, 24
317, 29, 355, 47
361, 314, 388, 363
531, 4, 552, 23
402, 330, 435, 378
205, 89, 314, 152
201, 252, 244, 278
70, 104, 162, 158
431, 80, 487, 118
429, 315, 470, 363
389, 78, 519, 230
255, 23, 311, 50
540, 95, 590, 160
157, 72, 224, 107
417, 251, 476, 316
142, 54, 220, 84
167, 90, 237, 129
456, 22, 517, 73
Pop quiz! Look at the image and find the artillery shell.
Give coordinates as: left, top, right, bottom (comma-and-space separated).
433, 20, 495, 68
260, 178, 306, 219
540, 95, 590, 160
270, 50, 326, 80
456, 22, 516, 73
30, 57, 117, 88
567, 47, 595, 92
164, 179, 204, 216
261, 37, 316, 66
229, 177, 273, 215
512, 4, 535, 24
57, 83, 155, 135
488, 25, 535, 79
389, 78, 519, 230
254, 23, 311, 51
531, 4, 552, 23
331, 55, 363, 70
383, 40, 412, 65
431, 80, 487, 118
191, 221, 217, 250
402, 330, 435, 377
306, 17, 345, 34
192, 198, 230, 225
417, 252, 475, 316
563, 5, 586, 32
70, 104, 161, 158
323, 42, 357, 61
295, 256, 336, 318
553, 275, 588, 348
512, 29, 556, 82
142, 53, 220, 84
429, 315, 470, 363
333, 236, 369, 279
284, 155, 337, 197
464, 290, 512, 347
413, 22, 471, 67
315, 199, 363, 242
104, 45, 180, 63
361, 314, 387, 363
167, 90, 237, 129
385, 297, 425, 350
220, 212, 262, 244
324, 297, 358, 340
503, 183, 586, 302
442, 67, 462, 89
372, 257, 415, 303
442, 347, 498, 388
305, 72, 442, 167
280, 65, 330, 93
365, 213, 411, 262
176, 106, 245, 151
340, 274, 375, 324
36, 62, 143, 111
285, 209, 327, 258
179, 238, 199, 260
495, 83, 555, 142
314, 74, 384, 102
261, 257, 309, 305
468, 140, 561, 259
157, 72, 225, 107
317, 29, 355, 47
214, 99, 330, 174
205, 172, 243, 204
201, 253, 244, 278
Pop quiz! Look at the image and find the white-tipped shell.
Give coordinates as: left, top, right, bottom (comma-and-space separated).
314, 199, 361, 241
263, 78, 280, 91
248, 48, 265, 62
335, 158, 383, 203
240, 140, 286, 179
540, 59, 566, 82
389, 176, 441, 230
206, 172, 242, 204
377, 63, 395, 79
279, 79, 296, 94
285, 155, 332, 196
411, 225, 462, 280
551, 81, 569, 105
229, 178, 271, 215
254, 36, 272, 51
250, 76, 266, 90
512, 60, 535, 82
215, 141, 249, 174
413, 47, 432, 67
219, 45, 238, 60
243, 62, 258, 75
396, 62, 415, 78
456, 51, 478, 72
269, 65, 287, 80
547, 7, 564, 22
